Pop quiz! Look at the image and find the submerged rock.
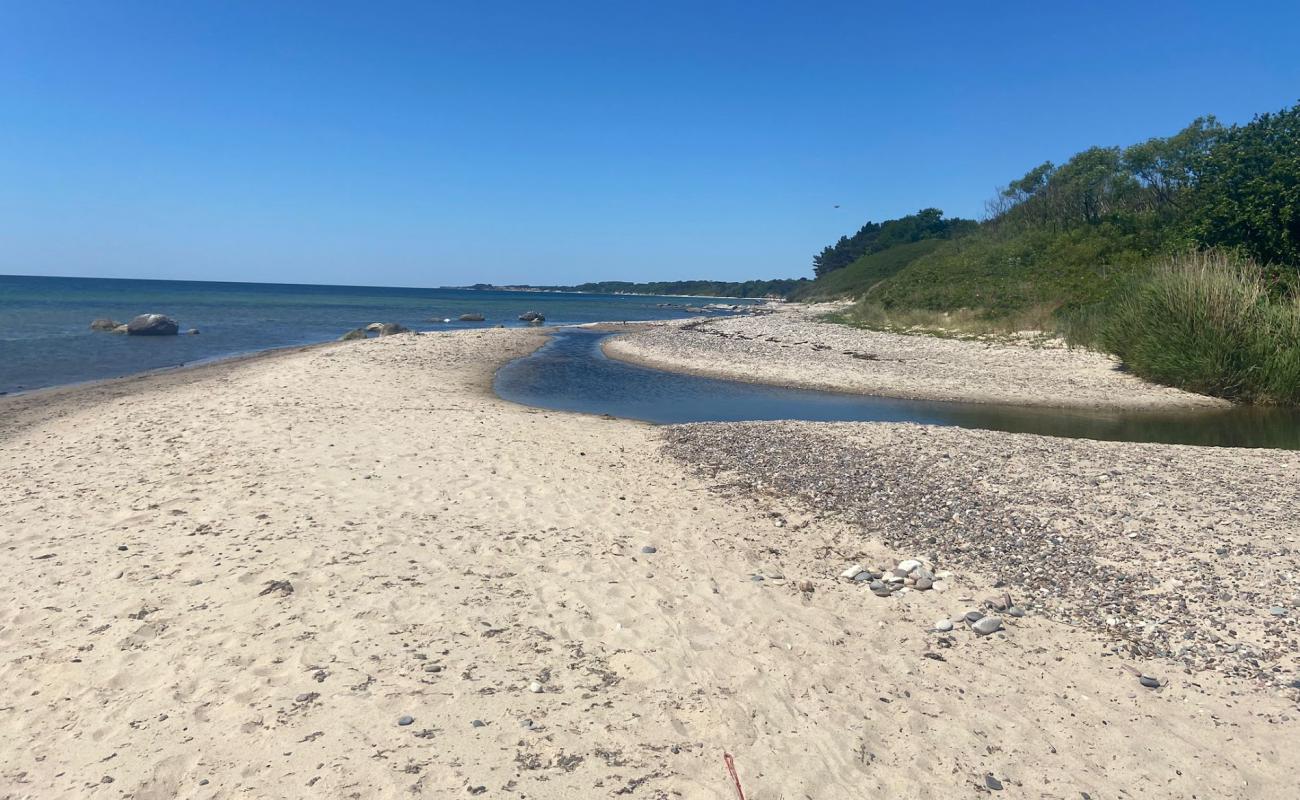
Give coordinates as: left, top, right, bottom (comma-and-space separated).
89, 318, 122, 331
459, 313, 486, 322
518, 311, 545, 323
126, 314, 180, 336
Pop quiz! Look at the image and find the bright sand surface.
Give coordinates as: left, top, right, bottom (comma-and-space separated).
1, 327, 1297, 798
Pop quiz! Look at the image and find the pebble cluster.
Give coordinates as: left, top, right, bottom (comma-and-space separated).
840, 558, 949, 596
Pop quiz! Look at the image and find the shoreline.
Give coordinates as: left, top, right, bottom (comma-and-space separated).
602, 304, 1230, 411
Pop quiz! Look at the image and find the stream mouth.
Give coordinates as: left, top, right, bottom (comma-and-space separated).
493, 328, 1300, 450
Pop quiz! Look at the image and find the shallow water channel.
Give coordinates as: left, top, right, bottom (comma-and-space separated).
493, 328, 1300, 450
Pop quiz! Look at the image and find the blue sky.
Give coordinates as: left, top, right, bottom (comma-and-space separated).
1, 1, 1297, 287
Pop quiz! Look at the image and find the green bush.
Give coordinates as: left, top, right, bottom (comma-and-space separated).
1099, 250, 1300, 403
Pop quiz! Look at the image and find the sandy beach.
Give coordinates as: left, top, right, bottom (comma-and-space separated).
2, 324, 1298, 799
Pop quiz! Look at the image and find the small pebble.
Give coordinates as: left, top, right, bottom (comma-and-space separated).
840, 564, 865, 580
984, 774, 1003, 791
934, 619, 953, 632
397, 715, 414, 726
423, 664, 442, 673
1269, 607, 1287, 617
640, 545, 657, 554
1139, 675, 1160, 688
964, 610, 984, 623
1008, 607, 1025, 618
528, 681, 543, 693
471, 719, 485, 727
117, 545, 128, 551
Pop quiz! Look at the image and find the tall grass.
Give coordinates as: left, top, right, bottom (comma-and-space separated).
1098, 250, 1300, 403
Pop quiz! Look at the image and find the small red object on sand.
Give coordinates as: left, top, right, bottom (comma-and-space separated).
724, 752, 746, 800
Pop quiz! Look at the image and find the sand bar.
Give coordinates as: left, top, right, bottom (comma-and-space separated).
604, 304, 1230, 410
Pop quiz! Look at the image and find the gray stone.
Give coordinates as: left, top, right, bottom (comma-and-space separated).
518, 311, 545, 323
1139, 675, 1160, 688
1008, 606, 1025, 618
641, 545, 657, 554
839, 564, 865, 580
90, 318, 121, 331
934, 619, 953, 632
459, 313, 486, 322
471, 719, 485, 727
915, 576, 933, 591
852, 571, 872, 582
964, 610, 984, 623
126, 314, 180, 336
397, 715, 414, 726
1269, 607, 1287, 617
972, 617, 1003, 636
528, 681, 543, 693
984, 774, 1003, 791
897, 559, 922, 574
423, 664, 442, 673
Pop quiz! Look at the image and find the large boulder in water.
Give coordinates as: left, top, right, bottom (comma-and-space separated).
126, 314, 180, 336
518, 311, 545, 323
89, 318, 122, 331
364, 322, 410, 336
339, 328, 368, 341
459, 313, 486, 322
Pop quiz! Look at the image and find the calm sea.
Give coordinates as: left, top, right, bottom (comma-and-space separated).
0, 274, 737, 395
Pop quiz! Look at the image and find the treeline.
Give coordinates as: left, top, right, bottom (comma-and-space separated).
475, 279, 807, 298
812, 208, 977, 277
567, 279, 806, 298
802, 101, 1300, 403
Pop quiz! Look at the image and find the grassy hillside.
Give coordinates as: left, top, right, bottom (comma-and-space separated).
866, 222, 1162, 316
805, 102, 1300, 403
790, 238, 942, 301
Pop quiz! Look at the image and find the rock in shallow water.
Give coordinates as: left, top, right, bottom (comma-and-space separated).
126, 313, 179, 336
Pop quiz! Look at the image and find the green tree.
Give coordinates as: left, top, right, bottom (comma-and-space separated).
1184, 103, 1300, 267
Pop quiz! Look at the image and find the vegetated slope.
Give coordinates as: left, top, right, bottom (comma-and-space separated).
806, 102, 1300, 402
789, 238, 943, 301
866, 222, 1161, 317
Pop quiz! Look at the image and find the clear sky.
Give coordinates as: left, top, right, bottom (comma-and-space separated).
1, 1, 1298, 287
